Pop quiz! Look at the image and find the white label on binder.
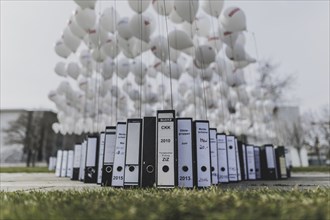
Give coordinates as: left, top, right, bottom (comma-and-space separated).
86, 138, 97, 167
79, 141, 87, 180
104, 131, 117, 164
266, 146, 275, 168
217, 134, 228, 183
73, 145, 82, 168
157, 113, 175, 187
235, 139, 241, 181
124, 121, 142, 185
112, 123, 127, 186
177, 119, 193, 188
67, 150, 74, 178
246, 145, 256, 180
55, 150, 63, 177
195, 122, 211, 187
209, 129, 218, 185
97, 133, 105, 184
61, 150, 68, 177
227, 136, 238, 181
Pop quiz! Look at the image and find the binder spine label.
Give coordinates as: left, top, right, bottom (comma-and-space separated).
195, 122, 211, 187
55, 150, 63, 177
217, 134, 228, 183
102, 128, 116, 186
112, 123, 127, 187
177, 119, 193, 188
157, 112, 175, 187
209, 129, 218, 185
124, 119, 142, 186
79, 142, 87, 181
97, 133, 105, 184
246, 145, 256, 180
67, 150, 74, 178
61, 150, 68, 177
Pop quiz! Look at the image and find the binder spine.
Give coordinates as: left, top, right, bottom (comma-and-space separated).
112, 122, 127, 187
140, 117, 156, 188
193, 120, 211, 188
177, 118, 194, 188
217, 134, 229, 183
102, 126, 116, 186
156, 110, 177, 188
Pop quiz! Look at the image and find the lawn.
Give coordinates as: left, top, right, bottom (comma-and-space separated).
291, 166, 330, 173
0, 187, 329, 220
0, 167, 51, 173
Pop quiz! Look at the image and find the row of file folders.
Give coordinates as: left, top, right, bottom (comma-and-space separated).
53, 110, 290, 188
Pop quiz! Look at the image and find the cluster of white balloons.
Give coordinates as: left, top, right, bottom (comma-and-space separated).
50, 0, 276, 139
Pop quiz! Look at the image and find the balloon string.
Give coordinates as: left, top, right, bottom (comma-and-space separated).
213, 13, 226, 131
190, 1, 208, 121
157, 5, 165, 111
139, 5, 143, 119
163, 0, 173, 110
114, 0, 118, 123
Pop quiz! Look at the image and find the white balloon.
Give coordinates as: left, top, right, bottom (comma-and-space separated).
131, 59, 148, 78
129, 13, 155, 43
100, 34, 120, 58
55, 39, 72, 58
218, 27, 240, 47
74, 0, 96, 9
202, 0, 224, 18
168, 29, 194, 50
134, 74, 146, 85
88, 25, 109, 48
68, 15, 86, 39
76, 8, 96, 31
102, 58, 115, 80
152, 0, 173, 16
173, 0, 199, 24
220, 7, 247, 32
195, 45, 216, 66
67, 62, 81, 79
54, 62, 67, 77
147, 67, 158, 78
169, 10, 184, 24
117, 58, 130, 79
206, 33, 223, 51
128, 89, 140, 101
181, 15, 211, 37
92, 48, 106, 63
225, 44, 246, 61
150, 35, 169, 62
199, 65, 213, 81
62, 27, 81, 53
128, 0, 150, 13
117, 17, 133, 40
100, 7, 120, 33
164, 61, 182, 80
79, 50, 94, 70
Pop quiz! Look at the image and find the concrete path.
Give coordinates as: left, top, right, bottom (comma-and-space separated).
0, 173, 329, 192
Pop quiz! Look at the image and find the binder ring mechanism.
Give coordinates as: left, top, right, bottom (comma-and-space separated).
146, 165, 154, 173
105, 166, 112, 173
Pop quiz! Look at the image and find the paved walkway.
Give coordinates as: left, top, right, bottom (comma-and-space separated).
0, 173, 329, 192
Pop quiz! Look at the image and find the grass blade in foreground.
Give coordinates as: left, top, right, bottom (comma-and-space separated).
0, 187, 329, 220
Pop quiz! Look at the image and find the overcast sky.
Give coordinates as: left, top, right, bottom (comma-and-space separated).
1, 0, 329, 113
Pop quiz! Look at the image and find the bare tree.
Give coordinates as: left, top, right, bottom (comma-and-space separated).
256, 59, 296, 103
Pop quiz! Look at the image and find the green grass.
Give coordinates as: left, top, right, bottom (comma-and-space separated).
0, 187, 329, 220
292, 166, 330, 173
0, 167, 51, 173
